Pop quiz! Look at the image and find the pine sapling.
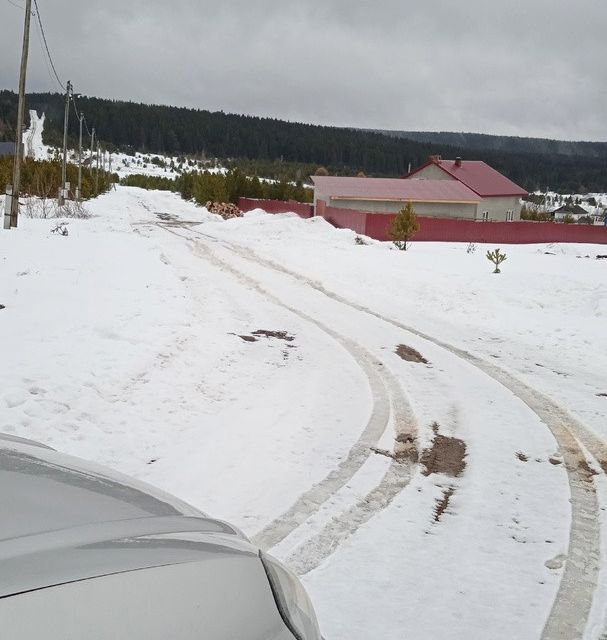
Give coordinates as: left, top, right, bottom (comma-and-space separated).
389, 201, 420, 251
486, 248, 507, 273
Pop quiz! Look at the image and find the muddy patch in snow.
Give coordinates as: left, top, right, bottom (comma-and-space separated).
252, 330, 295, 342
516, 451, 529, 462
232, 331, 298, 364
371, 438, 417, 464
577, 459, 599, 482
395, 344, 428, 364
421, 422, 467, 478
231, 329, 295, 344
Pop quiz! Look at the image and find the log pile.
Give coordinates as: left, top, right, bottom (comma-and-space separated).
205, 201, 243, 220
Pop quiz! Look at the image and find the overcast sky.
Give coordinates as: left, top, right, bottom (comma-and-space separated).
2, 0, 606, 141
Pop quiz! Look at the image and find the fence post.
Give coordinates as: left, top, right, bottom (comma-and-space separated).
4, 186, 13, 230
316, 199, 327, 218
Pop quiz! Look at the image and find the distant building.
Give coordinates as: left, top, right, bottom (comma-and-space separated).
312, 176, 482, 220
406, 156, 528, 221
0, 142, 14, 158
551, 204, 593, 222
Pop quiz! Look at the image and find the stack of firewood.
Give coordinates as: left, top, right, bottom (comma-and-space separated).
205, 201, 243, 220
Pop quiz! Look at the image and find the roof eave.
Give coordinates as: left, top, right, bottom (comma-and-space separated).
331, 196, 480, 204
479, 192, 529, 198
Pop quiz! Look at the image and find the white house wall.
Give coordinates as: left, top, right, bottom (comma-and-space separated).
478, 196, 523, 221
326, 198, 478, 219
409, 164, 456, 180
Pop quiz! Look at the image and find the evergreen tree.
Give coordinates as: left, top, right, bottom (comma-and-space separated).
389, 201, 420, 251
486, 248, 507, 274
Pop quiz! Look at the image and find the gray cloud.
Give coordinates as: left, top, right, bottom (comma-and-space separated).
1, 0, 606, 140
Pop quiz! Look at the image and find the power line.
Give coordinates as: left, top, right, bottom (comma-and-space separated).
24, 0, 98, 142
6, 0, 27, 10
33, 10, 61, 92
71, 93, 92, 137
32, 0, 65, 92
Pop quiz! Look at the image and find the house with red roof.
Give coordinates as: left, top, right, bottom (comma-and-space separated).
406, 156, 528, 221
312, 157, 528, 222
312, 176, 482, 220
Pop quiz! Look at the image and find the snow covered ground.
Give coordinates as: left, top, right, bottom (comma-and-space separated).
110, 150, 225, 180
1, 187, 607, 639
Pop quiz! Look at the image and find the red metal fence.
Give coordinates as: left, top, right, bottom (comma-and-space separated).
239, 198, 313, 218
324, 206, 368, 235
239, 198, 607, 244
365, 214, 607, 244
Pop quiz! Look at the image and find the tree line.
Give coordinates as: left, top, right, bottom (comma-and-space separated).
382, 130, 607, 159
121, 170, 313, 206
2, 90, 607, 193
0, 155, 115, 201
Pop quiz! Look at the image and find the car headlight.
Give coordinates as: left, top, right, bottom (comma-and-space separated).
260, 551, 322, 640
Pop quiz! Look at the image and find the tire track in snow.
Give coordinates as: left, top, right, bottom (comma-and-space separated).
213, 238, 602, 639
250, 340, 393, 552
153, 222, 418, 554
155, 220, 602, 635
285, 371, 416, 576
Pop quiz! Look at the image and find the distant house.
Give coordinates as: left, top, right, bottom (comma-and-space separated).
551, 204, 592, 222
406, 156, 528, 221
312, 176, 482, 220
0, 142, 14, 158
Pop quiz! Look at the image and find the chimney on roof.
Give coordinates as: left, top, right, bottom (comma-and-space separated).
455, 157, 462, 167
429, 155, 442, 163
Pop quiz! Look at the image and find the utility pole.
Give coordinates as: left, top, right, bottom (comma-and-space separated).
60, 80, 72, 204
89, 127, 95, 174
95, 142, 100, 194
77, 111, 83, 201
6, 0, 33, 229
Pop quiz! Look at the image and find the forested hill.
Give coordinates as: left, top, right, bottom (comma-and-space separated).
1, 89, 607, 192
378, 130, 607, 159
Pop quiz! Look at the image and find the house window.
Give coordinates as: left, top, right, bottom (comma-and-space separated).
482, 211, 489, 221
506, 210, 514, 222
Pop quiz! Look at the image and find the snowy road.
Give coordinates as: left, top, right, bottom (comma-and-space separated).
155, 215, 604, 639
2, 187, 607, 639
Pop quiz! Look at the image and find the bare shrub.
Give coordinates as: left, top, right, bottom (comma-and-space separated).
24, 196, 58, 219
56, 199, 91, 219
